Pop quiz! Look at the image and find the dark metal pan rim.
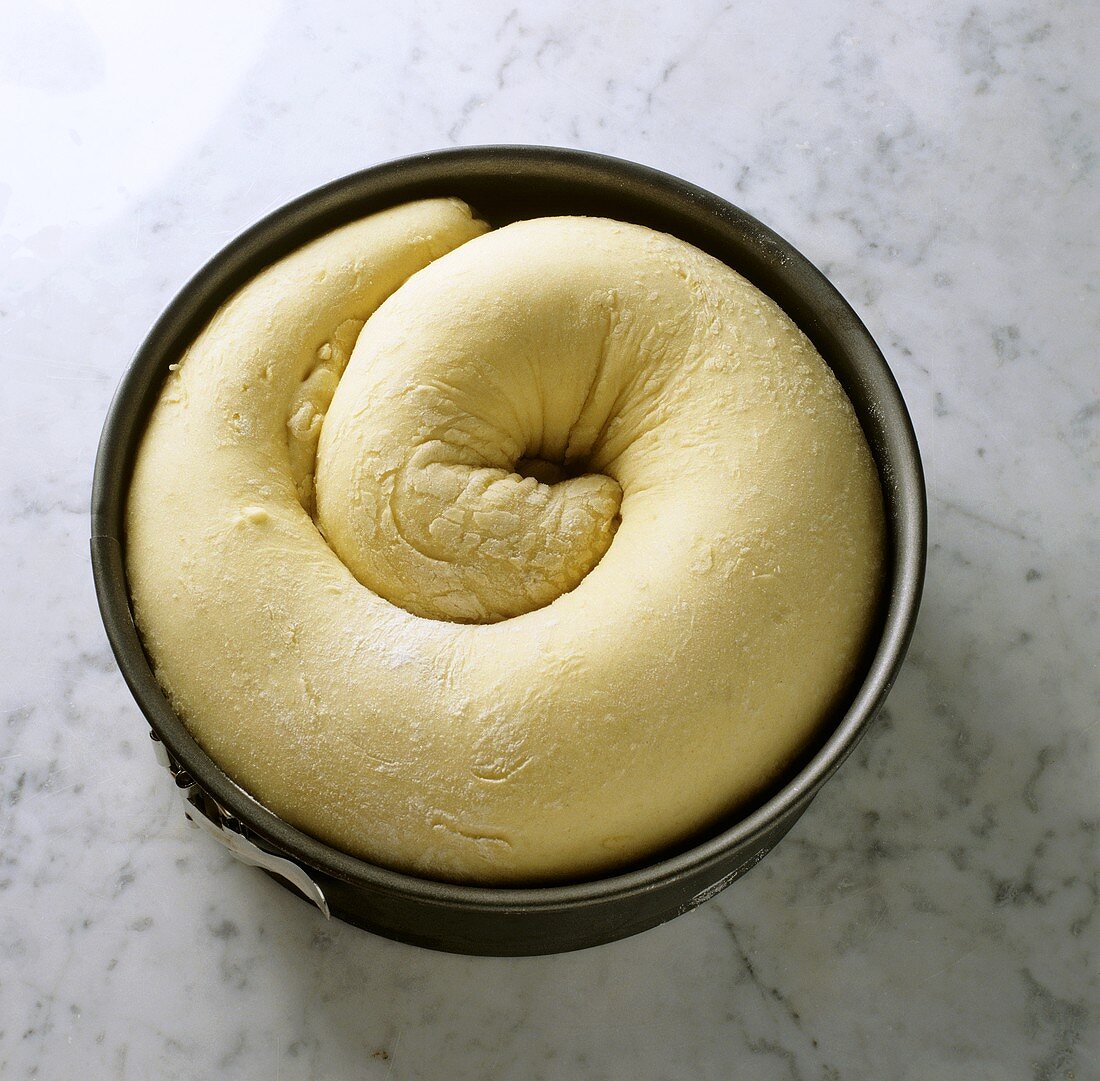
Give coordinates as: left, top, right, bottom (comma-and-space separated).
92, 144, 926, 916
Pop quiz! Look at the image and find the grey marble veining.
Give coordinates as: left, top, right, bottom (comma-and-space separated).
1, 1, 1097, 1078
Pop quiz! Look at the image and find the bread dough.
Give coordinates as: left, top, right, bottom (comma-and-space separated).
126, 198, 884, 884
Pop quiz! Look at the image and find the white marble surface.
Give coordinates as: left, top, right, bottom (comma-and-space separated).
2, 1, 1098, 1077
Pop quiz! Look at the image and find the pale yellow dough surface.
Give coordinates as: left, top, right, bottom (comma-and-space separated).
126, 198, 884, 884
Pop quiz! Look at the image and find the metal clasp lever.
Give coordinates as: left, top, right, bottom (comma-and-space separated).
151, 731, 331, 919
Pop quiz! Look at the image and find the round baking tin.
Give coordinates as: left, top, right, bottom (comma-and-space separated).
91, 146, 926, 955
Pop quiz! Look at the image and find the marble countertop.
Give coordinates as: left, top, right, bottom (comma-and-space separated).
2, 1, 1097, 1078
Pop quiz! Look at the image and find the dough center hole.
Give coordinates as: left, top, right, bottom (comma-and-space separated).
514, 456, 585, 486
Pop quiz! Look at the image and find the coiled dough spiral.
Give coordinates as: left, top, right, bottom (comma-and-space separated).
127, 198, 884, 884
